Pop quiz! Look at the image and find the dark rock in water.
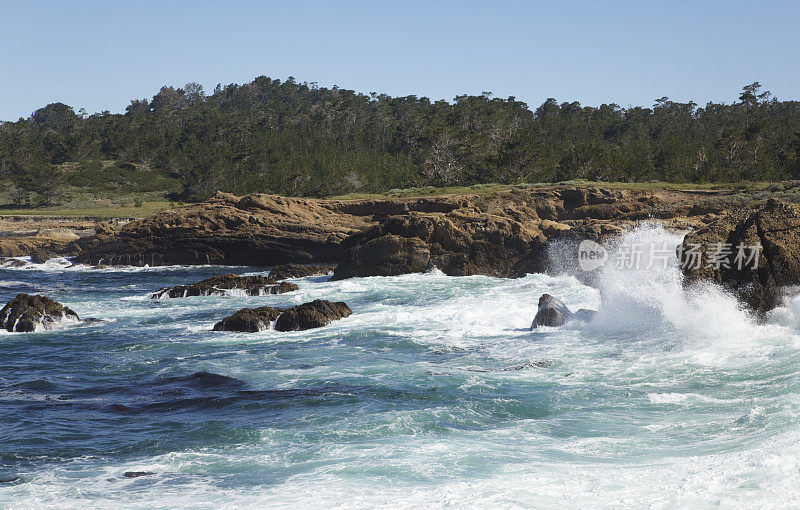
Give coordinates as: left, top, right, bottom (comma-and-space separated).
29, 250, 56, 264
0, 258, 28, 268
467, 360, 554, 372
274, 299, 352, 331
212, 306, 284, 332
177, 371, 244, 388
680, 199, 800, 315
531, 294, 595, 329
333, 233, 432, 279
214, 299, 352, 332
10, 379, 57, 391
122, 471, 153, 478
267, 264, 335, 280
150, 274, 298, 299
0, 293, 80, 332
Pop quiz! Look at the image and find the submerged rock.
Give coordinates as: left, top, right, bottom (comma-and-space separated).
530, 293, 596, 329
214, 299, 352, 332
267, 264, 335, 280
150, 274, 298, 299
122, 471, 153, 478
680, 199, 800, 314
0, 293, 80, 332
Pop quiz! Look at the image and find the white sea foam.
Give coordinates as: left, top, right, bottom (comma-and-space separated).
4, 223, 800, 508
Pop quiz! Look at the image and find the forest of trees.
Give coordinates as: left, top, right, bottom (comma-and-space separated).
1, 76, 799, 205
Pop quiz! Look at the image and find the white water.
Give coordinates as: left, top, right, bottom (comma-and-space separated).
3, 223, 800, 508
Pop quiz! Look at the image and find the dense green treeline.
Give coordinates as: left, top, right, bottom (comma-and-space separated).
1, 77, 799, 205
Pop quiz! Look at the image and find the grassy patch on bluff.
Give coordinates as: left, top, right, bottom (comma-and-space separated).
329, 180, 774, 200
0, 201, 173, 218
0, 180, 790, 218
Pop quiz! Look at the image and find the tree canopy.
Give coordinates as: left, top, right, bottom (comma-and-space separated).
2, 78, 799, 204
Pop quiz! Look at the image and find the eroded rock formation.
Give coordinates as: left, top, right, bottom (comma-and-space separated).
150, 274, 298, 299
213, 299, 352, 332
680, 199, 800, 314
0, 293, 80, 332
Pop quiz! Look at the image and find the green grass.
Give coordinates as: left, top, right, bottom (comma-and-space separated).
0, 180, 783, 218
329, 180, 775, 200
0, 201, 173, 218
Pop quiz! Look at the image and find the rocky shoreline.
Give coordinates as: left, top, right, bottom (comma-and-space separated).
5, 185, 800, 316
63, 187, 730, 272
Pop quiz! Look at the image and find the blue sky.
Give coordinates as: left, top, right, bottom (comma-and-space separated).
1, 0, 798, 120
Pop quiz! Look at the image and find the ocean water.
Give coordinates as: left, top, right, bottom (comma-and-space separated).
2, 224, 800, 508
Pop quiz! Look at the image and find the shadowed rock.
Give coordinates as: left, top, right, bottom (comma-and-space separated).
69, 187, 713, 273
29, 250, 57, 264
531, 294, 596, 329
214, 299, 352, 332
150, 274, 298, 299
274, 299, 352, 331
0, 293, 80, 332
212, 306, 283, 332
680, 199, 800, 314
267, 264, 335, 280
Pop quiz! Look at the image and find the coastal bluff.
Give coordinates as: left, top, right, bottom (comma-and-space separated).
68, 187, 724, 277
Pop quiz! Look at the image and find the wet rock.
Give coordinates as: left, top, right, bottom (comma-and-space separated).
531, 293, 596, 329
214, 300, 352, 332
274, 299, 352, 331
267, 264, 335, 280
0, 258, 28, 268
150, 274, 298, 299
212, 306, 283, 332
680, 199, 800, 314
333, 234, 431, 279
0, 293, 80, 332
122, 471, 153, 478
29, 249, 56, 264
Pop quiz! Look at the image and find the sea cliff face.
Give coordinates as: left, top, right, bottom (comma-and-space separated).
67, 187, 722, 274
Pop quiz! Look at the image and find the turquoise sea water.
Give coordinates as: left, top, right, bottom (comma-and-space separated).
2, 225, 800, 508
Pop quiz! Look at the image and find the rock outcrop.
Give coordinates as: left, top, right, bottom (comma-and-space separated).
0, 293, 80, 332
65, 187, 737, 275
212, 306, 283, 332
29, 249, 57, 264
332, 188, 664, 279
70, 193, 371, 266
680, 199, 800, 314
273, 299, 352, 331
0, 258, 28, 268
150, 274, 298, 299
0, 217, 100, 259
213, 299, 352, 332
267, 264, 335, 280
530, 294, 596, 328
